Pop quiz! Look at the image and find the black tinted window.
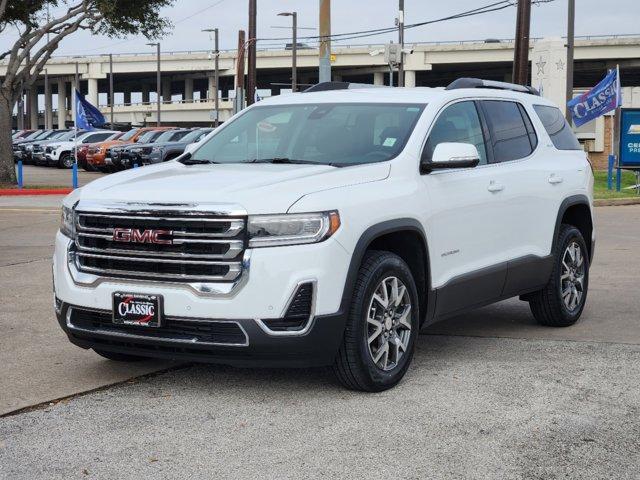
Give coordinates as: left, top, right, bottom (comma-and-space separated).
423, 101, 487, 164
533, 105, 581, 150
482, 100, 534, 162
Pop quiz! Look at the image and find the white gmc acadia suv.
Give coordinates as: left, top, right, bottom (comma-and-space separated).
53, 79, 594, 391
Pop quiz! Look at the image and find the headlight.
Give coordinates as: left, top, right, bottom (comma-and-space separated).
60, 205, 76, 238
248, 211, 340, 248
151, 147, 162, 153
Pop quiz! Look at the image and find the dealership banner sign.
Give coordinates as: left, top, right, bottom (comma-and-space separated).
619, 108, 640, 167
568, 68, 621, 127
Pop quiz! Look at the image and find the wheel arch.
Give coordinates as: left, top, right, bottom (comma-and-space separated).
553, 194, 594, 262
339, 219, 433, 325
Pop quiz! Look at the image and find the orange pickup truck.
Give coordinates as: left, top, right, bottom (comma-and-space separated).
86, 126, 174, 172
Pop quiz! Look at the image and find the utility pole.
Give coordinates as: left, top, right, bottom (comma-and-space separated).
235, 30, 246, 113
109, 53, 114, 127
565, 0, 575, 120
246, 0, 257, 106
512, 0, 531, 85
278, 12, 297, 92
397, 0, 405, 87
147, 42, 161, 125
203, 28, 220, 126
319, 0, 331, 83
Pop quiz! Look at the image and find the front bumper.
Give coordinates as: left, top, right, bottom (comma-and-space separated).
56, 302, 346, 367
53, 231, 351, 367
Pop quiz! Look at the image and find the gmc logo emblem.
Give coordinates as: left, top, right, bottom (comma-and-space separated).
112, 228, 172, 245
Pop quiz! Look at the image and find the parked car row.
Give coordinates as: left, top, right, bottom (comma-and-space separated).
86, 126, 212, 172
11, 126, 213, 171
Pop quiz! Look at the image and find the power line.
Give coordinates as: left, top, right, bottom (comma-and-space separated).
258, 0, 555, 44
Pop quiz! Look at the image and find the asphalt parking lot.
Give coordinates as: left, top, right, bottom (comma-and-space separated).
14, 164, 107, 187
1, 192, 639, 479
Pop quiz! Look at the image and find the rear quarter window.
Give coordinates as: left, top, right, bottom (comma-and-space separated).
533, 105, 582, 150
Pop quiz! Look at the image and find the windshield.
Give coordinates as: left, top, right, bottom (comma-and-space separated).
191, 103, 425, 166
56, 131, 78, 141
119, 128, 138, 141
155, 130, 183, 143
25, 130, 44, 139
137, 130, 160, 143
182, 128, 212, 144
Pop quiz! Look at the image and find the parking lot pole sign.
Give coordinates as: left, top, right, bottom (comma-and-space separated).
619, 108, 640, 168
618, 108, 640, 193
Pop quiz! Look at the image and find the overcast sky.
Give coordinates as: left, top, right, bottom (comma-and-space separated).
1, 0, 639, 56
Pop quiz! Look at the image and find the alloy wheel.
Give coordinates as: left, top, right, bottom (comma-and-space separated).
366, 276, 412, 371
560, 241, 585, 312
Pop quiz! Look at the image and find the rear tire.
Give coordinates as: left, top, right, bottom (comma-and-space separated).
333, 251, 419, 392
529, 224, 589, 327
94, 349, 147, 362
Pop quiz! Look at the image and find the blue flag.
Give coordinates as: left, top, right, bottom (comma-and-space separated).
567, 68, 621, 127
74, 89, 106, 130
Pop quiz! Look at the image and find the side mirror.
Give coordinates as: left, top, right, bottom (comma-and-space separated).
421, 142, 480, 173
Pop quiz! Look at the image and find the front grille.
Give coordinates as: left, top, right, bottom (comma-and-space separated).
70, 308, 247, 346
73, 210, 246, 283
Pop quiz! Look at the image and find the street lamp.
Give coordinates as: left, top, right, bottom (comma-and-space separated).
202, 28, 220, 127
146, 42, 161, 126
278, 12, 297, 92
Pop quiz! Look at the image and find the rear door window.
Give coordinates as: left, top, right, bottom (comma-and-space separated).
533, 105, 582, 150
481, 100, 536, 162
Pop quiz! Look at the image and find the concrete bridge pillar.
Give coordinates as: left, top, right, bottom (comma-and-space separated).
57, 79, 67, 128
185, 78, 194, 101
373, 72, 384, 86
87, 78, 99, 106
141, 84, 150, 104
29, 86, 38, 129
404, 70, 416, 88
162, 78, 172, 102
207, 75, 216, 101
532, 37, 568, 115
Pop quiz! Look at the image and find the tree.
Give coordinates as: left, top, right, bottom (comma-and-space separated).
0, 0, 173, 184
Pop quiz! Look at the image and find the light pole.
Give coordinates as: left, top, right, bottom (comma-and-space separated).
566, 0, 575, 120
146, 42, 161, 126
202, 28, 220, 127
278, 12, 297, 92
397, 0, 404, 87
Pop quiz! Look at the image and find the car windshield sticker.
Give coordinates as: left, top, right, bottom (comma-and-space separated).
383, 137, 397, 147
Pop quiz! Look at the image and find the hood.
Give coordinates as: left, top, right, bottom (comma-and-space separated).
150, 140, 188, 149
78, 161, 390, 213
96, 139, 131, 149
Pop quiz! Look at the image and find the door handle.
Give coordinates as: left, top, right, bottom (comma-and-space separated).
487, 181, 504, 193
548, 174, 564, 185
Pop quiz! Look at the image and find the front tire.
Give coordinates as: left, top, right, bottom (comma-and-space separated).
58, 152, 73, 169
333, 251, 419, 392
529, 224, 589, 327
93, 349, 147, 362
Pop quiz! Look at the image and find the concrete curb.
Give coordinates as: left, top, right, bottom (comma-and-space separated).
0, 188, 73, 196
594, 197, 640, 207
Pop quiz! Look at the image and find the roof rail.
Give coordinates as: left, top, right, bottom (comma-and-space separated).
446, 78, 540, 96
303, 81, 384, 93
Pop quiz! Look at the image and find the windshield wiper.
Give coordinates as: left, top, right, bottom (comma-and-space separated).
245, 157, 339, 166
179, 152, 217, 165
